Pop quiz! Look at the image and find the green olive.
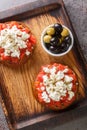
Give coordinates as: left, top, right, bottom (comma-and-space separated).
61, 28, 69, 37
59, 37, 64, 44
47, 27, 55, 35
43, 35, 52, 43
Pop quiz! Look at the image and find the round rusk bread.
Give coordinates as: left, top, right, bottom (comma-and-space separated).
0, 21, 36, 67
33, 63, 78, 110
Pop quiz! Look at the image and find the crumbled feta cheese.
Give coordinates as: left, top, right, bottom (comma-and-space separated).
40, 86, 45, 91
68, 91, 74, 100
64, 75, 73, 83
41, 91, 50, 103
43, 75, 48, 82
49, 91, 61, 101
67, 83, 73, 90
25, 50, 30, 56
11, 50, 20, 58
56, 81, 64, 88
56, 71, 64, 80
41, 67, 75, 102
43, 67, 50, 73
0, 25, 30, 58
50, 67, 57, 74
63, 68, 68, 73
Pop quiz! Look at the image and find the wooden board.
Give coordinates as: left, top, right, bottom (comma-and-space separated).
0, 0, 87, 130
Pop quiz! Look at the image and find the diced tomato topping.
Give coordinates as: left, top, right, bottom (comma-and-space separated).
29, 34, 36, 45
0, 24, 3, 30
27, 42, 32, 48
23, 28, 30, 33
9, 21, 18, 28
2, 24, 7, 29
72, 85, 77, 92
1, 55, 11, 60
67, 69, 73, 74
20, 48, 26, 53
37, 74, 44, 82
0, 48, 4, 53
11, 57, 19, 63
20, 53, 25, 60
38, 93, 43, 102
69, 74, 77, 83
61, 93, 69, 102
57, 64, 65, 71
53, 101, 62, 109
27, 42, 32, 52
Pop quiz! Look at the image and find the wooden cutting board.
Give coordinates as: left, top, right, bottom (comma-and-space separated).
0, 0, 87, 130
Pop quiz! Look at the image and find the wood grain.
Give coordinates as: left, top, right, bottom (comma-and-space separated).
0, 0, 87, 130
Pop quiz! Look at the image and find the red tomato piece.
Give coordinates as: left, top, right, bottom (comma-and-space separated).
0, 48, 4, 53
69, 73, 77, 83
23, 28, 30, 33
29, 34, 36, 45
58, 64, 65, 71
27, 42, 32, 52
27, 42, 32, 48
72, 85, 77, 92
20, 52, 25, 60
38, 93, 43, 102
53, 101, 62, 109
11, 57, 19, 63
20, 48, 26, 53
2, 24, 7, 29
0, 24, 3, 30
37, 74, 44, 82
9, 21, 18, 28
1, 55, 11, 60
61, 93, 69, 102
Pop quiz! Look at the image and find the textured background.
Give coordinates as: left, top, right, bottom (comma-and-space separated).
0, 0, 87, 130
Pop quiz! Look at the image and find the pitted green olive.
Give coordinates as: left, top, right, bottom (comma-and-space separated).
61, 28, 69, 37
43, 35, 52, 43
47, 27, 55, 35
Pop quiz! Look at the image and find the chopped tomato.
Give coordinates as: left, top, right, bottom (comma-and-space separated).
35, 81, 40, 88
61, 93, 69, 102
72, 85, 77, 92
22, 28, 30, 33
0, 48, 4, 53
9, 21, 18, 28
53, 101, 62, 109
27, 42, 32, 52
0, 24, 3, 30
27, 42, 32, 48
29, 34, 36, 44
1, 55, 11, 60
57, 64, 65, 71
38, 93, 43, 102
11, 57, 19, 63
37, 74, 44, 82
2, 24, 7, 29
20, 53, 25, 59
69, 73, 77, 83
67, 69, 73, 74
20, 48, 26, 53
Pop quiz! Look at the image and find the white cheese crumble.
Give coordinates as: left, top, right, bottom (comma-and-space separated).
41, 67, 75, 103
25, 50, 30, 56
64, 75, 73, 83
68, 91, 74, 100
42, 91, 50, 103
0, 25, 30, 58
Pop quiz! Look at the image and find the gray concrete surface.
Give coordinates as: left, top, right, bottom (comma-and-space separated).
0, 0, 87, 130
51, 116, 87, 130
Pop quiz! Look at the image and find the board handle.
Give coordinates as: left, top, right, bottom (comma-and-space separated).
0, 0, 63, 21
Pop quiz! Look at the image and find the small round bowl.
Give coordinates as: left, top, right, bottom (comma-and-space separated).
41, 24, 74, 57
